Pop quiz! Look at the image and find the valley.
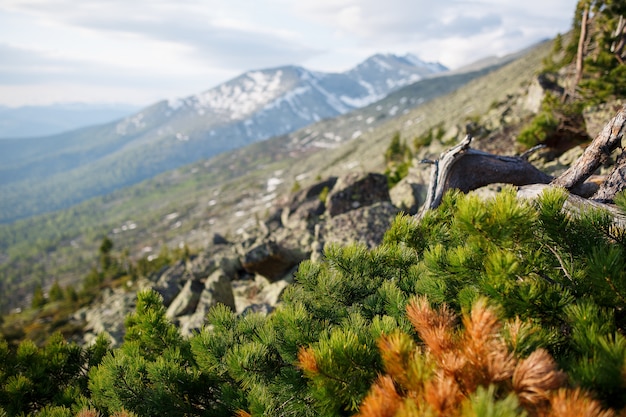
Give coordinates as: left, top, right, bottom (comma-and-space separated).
0, 41, 550, 314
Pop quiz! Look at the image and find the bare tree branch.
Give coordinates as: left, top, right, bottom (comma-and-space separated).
551, 104, 626, 193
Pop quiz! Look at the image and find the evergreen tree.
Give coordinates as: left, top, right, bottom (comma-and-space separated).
31, 283, 46, 308
48, 280, 64, 302
89, 290, 228, 416
0, 332, 93, 415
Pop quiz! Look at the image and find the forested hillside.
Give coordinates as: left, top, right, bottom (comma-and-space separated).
1, 1, 626, 416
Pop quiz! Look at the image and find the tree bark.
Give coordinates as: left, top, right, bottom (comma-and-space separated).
551, 104, 626, 191
592, 151, 626, 202
419, 135, 552, 214
575, 3, 589, 87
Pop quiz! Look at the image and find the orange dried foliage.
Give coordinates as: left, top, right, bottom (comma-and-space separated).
424, 375, 463, 416
297, 346, 319, 374
406, 297, 457, 362
513, 349, 567, 408
356, 375, 403, 417
355, 297, 617, 417
235, 410, 253, 417
460, 299, 516, 390
548, 388, 614, 417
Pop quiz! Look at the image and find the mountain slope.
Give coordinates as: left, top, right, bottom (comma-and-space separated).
0, 41, 551, 312
0, 55, 446, 223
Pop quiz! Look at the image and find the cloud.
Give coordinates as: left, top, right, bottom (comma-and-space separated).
0, 43, 83, 84
0, 0, 579, 105
281, 0, 575, 66
2, 0, 323, 70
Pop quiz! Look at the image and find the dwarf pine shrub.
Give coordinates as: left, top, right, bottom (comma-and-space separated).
2, 187, 626, 416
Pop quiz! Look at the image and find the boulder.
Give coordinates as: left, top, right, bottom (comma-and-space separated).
281, 177, 337, 228
187, 251, 241, 279
326, 172, 390, 217
200, 269, 236, 311
323, 201, 400, 249
241, 239, 307, 281
151, 261, 187, 306
165, 278, 204, 319
177, 268, 236, 336
389, 166, 430, 215
233, 274, 292, 315
583, 99, 625, 140
212, 233, 229, 245
78, 287, 139, 346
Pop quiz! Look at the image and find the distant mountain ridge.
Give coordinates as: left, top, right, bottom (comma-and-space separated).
0, 103, 139, 138
0, 53, 447, 223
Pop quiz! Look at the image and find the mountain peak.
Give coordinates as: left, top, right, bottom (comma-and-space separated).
357, 53, 448, 74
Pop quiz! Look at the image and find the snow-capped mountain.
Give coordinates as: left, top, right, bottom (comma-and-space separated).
0, 53, 447, 222
134, 54, 447, 143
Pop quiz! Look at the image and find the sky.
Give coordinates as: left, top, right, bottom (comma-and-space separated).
0, 0, 579, 108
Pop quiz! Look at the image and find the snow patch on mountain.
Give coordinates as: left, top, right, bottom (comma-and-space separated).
190, 70, 286, 120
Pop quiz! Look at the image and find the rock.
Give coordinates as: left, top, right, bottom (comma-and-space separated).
389, 166, 430, 214
201, 269, 236, 311
323, 202, 400, 249
241, 239, 307, 281
78, 287, 140, 346
281, 177, 337, 228
165, 278, 204, 319
212, 233, 229, 245
523, 78, 545, 114
263, 207, 284, 234
583, 100, 625, 139
177, 268, 236, 336
232, 274, 292, 315
151, 261, 187, 306
326, 172, 390, 217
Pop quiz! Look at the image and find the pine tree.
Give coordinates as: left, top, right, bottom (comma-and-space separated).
32, 283, 46, 308
48, 280, 64, 302
89, 290, 228, 416
0, 332, 91, 415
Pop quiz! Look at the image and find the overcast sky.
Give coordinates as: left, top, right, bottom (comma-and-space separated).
0, 0, 578, 108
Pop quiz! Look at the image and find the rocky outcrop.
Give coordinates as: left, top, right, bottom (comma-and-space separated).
323, 202, 400, 248
326, 172, 390, 217
77, 170, 415, 343
241, 240, 307, 281
389, 165, 431, 215
281, 177, 337, 228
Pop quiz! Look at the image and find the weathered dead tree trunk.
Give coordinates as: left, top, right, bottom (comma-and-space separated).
417, 104, 626, 221
575, 4, 589, 87
419, 135, 552, 212
517, 183, 626, 228
551, 105, 626, 191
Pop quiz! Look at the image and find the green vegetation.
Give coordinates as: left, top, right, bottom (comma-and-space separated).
2, 188, 626, 416
517, 92, 586, 148
1, 237, 191, 347
576, 0, 626, 103
384, 132, 413, 188
413, 122, 445, 150
517, 0, 625, 148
